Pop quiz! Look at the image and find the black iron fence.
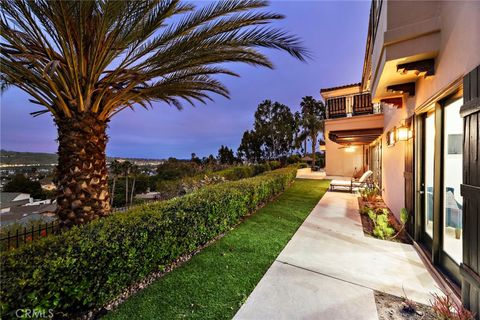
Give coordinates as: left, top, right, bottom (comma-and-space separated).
0, 202, 155, 251
0, 221, 60, 250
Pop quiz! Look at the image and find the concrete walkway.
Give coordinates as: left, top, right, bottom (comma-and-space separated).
234, 191, 444, 320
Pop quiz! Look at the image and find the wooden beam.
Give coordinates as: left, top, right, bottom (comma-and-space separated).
381, 97, 403, 108
387, 82, 416, 96
397, 58, 435, 77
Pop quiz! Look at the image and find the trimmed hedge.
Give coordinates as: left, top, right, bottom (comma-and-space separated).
0, 167, 298, 318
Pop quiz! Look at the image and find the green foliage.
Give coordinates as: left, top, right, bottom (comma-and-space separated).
217, 145, 237, 165
156, 158, 200, 180
360, 187, 379, 202
286, 154, 301, 164
238, 100, 298, 162
368, 209, 395, 240
0, 167, 297, 318
400, 208, 409, 225
3, 174, 46, 199
154, 164, 273, 201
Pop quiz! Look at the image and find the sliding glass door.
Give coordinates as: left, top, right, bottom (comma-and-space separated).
418, 96, 463, 283
423, 112, 435, 241
442, 98, 463, 266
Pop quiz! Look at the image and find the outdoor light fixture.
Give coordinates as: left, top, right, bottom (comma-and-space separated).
344, 146, 355, 153
397, 125, 409, 141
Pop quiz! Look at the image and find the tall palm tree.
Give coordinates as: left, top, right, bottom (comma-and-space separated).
109, 160, 122, 206
1, 0, 307, 227
299, 96, 325, 169
129, 164, 140, 205
121, 161, 132, 207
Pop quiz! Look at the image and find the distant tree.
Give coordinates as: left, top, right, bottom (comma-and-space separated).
109, 160, 123, 206
217, 145, 236, 165
293, 111, 308, 156
129, 165, 140, 205
299, 96, 326, 168
121, 161, 133, 206
3, 174, 44, 199
237, 130, 263, 163
157, 158, 197, 180
202, 154, 217, 166
190, 153, 202, 166
253, 100, 296, 159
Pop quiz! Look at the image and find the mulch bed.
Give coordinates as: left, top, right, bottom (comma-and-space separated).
358, 197, 412, 244
374, 291, 436, 320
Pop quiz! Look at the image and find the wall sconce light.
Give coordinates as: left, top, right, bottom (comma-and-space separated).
386, 128, 396, 146
344, 146, 355, 153
396, 125, 409, 141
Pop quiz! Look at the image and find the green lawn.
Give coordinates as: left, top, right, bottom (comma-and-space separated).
105, 179, 330, 320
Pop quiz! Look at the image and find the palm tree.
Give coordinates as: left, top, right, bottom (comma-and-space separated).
109, 160, 122, 206
129, 164, 140, 205
1, 0, 307, 227
121, 161, 132, 207
299, 96, 325, 169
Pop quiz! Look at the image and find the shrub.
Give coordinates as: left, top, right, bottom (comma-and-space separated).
0, 167, 297, 318
368, 208, 395, 239
267, 160, 281, 170
298, 162, 308, 169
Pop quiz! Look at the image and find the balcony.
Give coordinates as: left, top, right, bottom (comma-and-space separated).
326, 92, 375, 119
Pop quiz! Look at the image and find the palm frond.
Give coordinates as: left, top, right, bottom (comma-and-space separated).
1, 0, 309, 120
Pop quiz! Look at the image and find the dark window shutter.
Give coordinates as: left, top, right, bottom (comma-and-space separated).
459, 65, 480, 318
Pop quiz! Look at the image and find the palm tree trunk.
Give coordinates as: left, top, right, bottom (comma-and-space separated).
125, 175, 129, 207
304, 139, 307, 157
55, 113, 110, 227
110, 177, 116, 206
130, 177, 136, 205
311, 134, 317, 169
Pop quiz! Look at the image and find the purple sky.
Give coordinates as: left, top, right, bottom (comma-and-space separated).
0, 1, 370, 159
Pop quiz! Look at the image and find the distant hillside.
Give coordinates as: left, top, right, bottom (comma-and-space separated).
1, 150, 58, 165
0, 150, 165, 166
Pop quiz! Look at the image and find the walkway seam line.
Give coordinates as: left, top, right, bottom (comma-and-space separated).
276, 259, 377, 292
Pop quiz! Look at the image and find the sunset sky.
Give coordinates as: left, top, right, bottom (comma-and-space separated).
0, 1, 370, 159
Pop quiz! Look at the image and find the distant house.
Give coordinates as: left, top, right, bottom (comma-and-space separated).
0, 203, 57, 226
40, 178, 56, 191
0, 192, 31, 213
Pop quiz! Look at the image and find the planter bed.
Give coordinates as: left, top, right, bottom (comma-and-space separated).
358, 197, 411, 244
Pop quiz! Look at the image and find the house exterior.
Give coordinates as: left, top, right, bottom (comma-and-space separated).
320, 83, 383, 180
0, 192, 31, 213
323, 0, 480, 316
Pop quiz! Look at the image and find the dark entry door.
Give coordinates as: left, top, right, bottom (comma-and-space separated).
460, 65, 480, 319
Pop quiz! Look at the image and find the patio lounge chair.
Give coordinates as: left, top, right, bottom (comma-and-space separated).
329, 170, 373, 192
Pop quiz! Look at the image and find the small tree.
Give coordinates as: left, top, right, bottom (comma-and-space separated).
129, 164, 140, 205
217, 145, 236, 165
237, 130, 263, 163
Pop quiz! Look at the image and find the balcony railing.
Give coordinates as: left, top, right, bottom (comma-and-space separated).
326, 92, 374, 119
